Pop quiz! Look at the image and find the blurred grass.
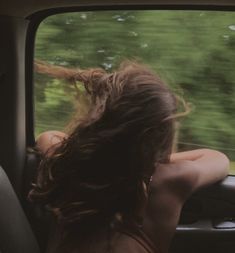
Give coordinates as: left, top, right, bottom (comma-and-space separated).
230, 161, 235, 175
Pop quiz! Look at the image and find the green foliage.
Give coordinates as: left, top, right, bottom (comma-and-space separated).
34, 10, 235, 165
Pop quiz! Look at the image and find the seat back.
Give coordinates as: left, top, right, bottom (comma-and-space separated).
23, 152, 54, 253
0, 166, 40, 253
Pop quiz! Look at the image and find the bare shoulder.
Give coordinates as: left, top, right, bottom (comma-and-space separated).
144, 150, 229, 224
142, 162, 195, 253
143, 151, 229, 252
150, 161, 198, 201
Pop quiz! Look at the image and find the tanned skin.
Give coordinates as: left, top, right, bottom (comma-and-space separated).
36, 131, 229, 253
144, 149, 229, 253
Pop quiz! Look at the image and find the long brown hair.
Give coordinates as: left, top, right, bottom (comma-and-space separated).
30, 61, 178, 249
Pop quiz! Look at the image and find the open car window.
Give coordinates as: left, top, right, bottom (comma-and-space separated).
34, 10, 235, 173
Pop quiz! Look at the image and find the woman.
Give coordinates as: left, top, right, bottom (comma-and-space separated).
30, 62, 229, 253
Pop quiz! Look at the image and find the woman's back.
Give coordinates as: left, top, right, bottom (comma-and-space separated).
51, 223, 158, 253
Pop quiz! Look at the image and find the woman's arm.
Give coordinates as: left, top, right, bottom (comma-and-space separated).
169, 149, 230, 193
143, 149, 229, 253
36, 131, 68, 156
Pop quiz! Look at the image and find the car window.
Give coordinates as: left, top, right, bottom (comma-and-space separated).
34, 10, 235, 173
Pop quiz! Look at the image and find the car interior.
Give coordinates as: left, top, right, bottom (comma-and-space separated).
0, 0, 235, 252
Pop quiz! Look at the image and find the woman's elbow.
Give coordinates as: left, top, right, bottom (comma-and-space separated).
219, 152, 230, 177
208, 149, 230, 174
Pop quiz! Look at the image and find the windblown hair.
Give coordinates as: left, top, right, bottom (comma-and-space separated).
30, 61, 179, 240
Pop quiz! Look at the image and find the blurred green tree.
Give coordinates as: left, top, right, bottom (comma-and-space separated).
34, 10, 235, 165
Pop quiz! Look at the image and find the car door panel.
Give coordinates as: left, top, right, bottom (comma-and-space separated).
171, 176, 235, 252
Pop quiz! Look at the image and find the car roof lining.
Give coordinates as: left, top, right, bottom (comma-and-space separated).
0, 0, 235, 18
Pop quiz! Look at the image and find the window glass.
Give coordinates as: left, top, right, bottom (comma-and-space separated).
35, 10, 235, 173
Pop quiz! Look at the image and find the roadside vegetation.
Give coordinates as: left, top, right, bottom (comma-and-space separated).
34, 10, 235, 172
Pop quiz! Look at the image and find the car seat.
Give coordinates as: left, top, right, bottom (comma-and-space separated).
0, 166, 40, 253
